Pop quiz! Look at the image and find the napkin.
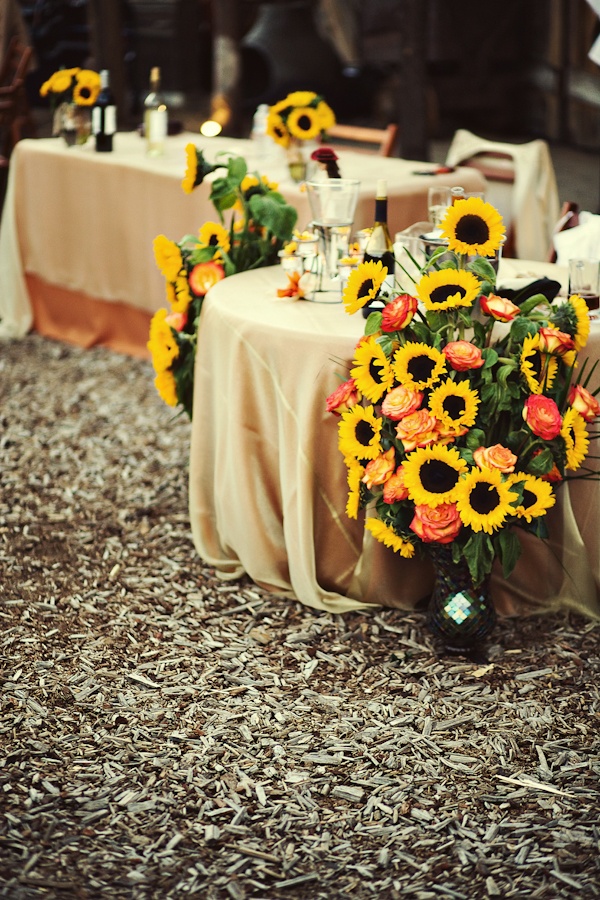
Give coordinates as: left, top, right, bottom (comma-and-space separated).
496, 277, 562, 305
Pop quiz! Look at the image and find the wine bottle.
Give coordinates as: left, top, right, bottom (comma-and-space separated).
92, 69, 116, 153
362, 179, 395, 314
144, 67, 168, 157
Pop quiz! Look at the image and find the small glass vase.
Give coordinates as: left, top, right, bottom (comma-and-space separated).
53, 101, 92, 146
426, 545, 496, 655
285, 138, 318, 183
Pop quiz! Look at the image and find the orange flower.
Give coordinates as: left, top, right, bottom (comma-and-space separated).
165, 311, 187, 332
480, 293, 520, 322
395, 408, 439, 452
381, 385, 423, 421
277, 272, 305, 298
538, 326, 574, 356
442, 340, 484, 371
568, 383, 600, 422
523, 395, 562, 440
473, 444, 518, 474
189, 261, 226, 296
326, 378, 359, 415
383, 466, 409, 503
362, 448, 396, 490
410, 502, 462, 544
381, 294, 418, 332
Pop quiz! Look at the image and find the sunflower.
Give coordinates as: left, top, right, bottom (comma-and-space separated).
338, 405, 383, 461
343, 260, 387, 314
147, 309, 180, 373
287, 105, 323, 141
73, 69, 101, 106
455, 467, 518, 534
182, 143, 199, 194
551, 294, 591, 352
561, 407, 589, 471
428, 379, 480, 431
168, 275, 192, 314
393, 342, 447, 390
266, 112, 290, 148
283, 90, 318, 107
198, 221, 231, 255
346, 460, 364, 519
365, 518, 415, 558
45, 70, 75, 95
154, 369, 178, 407
439, 197, 505, 257
316, 100, 336, 131
520, 333, 558, 394
350, 336, 394, 403
402, 444, 468, 508
416, 268, 482, 312
507, 473, 555, 522
153, 235, 184, 282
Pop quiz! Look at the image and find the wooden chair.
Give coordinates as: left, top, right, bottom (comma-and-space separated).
323, 122, 398, 157
0, 36, 35, 167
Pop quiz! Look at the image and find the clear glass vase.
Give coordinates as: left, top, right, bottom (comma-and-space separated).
53, 102, 92, 146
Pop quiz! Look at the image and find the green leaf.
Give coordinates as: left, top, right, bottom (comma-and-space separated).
526, 447, 554, 475
248, 193, 297, 241
481, 347, 499, 368
497, 528, 522, 579
465, 428, 486, 450
364, 311, 382, 335
468, 256, 497, 284
518, 292, 549, 315
510, 316, 537, 343
377, 333, 394, 357
227, 155, 247, 184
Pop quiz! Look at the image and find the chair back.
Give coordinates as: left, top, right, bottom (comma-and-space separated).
323, 123, 398, 157
0, 36, 34, 164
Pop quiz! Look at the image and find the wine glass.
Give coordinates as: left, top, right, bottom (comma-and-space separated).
427, 186, 452, 230
305, 179, 360, 300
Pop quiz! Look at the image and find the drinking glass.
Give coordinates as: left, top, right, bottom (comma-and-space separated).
427, 186, 452, 229
305, 179, 360, 299
568, 258, 600, 310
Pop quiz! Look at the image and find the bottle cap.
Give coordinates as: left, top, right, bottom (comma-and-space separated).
376, 179, 387, 199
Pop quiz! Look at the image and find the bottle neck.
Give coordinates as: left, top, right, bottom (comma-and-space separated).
374, 197, 388, 223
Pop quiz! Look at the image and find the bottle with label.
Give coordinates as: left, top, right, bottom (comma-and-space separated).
362, 179, 395, 314
92, 69, 116, 153
144, 67, 168, 156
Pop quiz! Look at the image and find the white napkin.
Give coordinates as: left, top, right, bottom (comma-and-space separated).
553, 211, 600, 265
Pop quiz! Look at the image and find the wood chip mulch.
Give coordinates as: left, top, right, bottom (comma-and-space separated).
1, 334, 599, 900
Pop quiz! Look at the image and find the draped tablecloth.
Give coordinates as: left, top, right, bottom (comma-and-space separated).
0, 131, 485, 354
188, 259, 600, 620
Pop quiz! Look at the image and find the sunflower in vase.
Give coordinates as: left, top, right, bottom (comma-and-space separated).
40, 67, 102, 144
266, 90, 336, 182
327, 197, 599, 642
148, 145, 298, 419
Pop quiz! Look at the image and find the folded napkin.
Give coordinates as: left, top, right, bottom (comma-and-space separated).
553, 211, 600, 265
496, 277, 562, 305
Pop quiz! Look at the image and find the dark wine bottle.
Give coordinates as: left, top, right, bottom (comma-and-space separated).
92, 69, 116, 153
362, 179, 395, 316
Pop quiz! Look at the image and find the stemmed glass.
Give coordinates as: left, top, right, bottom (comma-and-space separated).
305, 179, 360, 300
427, 186, 452, 230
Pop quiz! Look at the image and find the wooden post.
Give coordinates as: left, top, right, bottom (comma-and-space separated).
397, 0, 428, 161
87, 0, 127, 125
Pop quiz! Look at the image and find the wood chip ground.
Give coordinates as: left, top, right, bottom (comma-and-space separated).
1, 335, 599, 899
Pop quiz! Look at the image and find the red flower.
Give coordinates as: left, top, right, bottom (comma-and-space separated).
442, 340, 484, 371
569, 383, 600, 422
189, 261, 225, 296
326, 378, 359, 415
410, 502, 462, 544
480, 293, 520, 322
381, 294, 418, 332
538, 326, 574, 356
523, 395, 562, 440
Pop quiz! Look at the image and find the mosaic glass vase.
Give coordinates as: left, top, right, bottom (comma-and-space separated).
426, 546, 496, 653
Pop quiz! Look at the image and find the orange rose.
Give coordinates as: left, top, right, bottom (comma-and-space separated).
410, 502, 462, 544
537, 326, 574, 356
189, 261, 225, 296
362, 447, 396, 490
395, 408, 439, 452
381, 294, 418, 332
381, 385, 423, 421
480, 293, 520, 322
442, 340, 484, 371
523, 395, 561, 439
473, 443, 518, 473
383, 466, 409, 503
568, 384, 600, 422
165, 311, 187, 332
326, 378, 359, 415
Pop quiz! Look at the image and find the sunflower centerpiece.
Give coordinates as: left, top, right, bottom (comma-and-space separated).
328, 196, 599, 650
266, 91, 336, 182
39, 67, 102, 145
148, 145, 298, 419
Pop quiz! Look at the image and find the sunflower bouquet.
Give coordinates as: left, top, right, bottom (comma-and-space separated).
40, 67, 102, 141
328, 197, 600, 589
266, 91, 336, 148
148, 145, 298, 419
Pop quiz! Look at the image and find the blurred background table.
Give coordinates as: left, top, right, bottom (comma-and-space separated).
0, 131, 485, 355
188, 260, 600, 620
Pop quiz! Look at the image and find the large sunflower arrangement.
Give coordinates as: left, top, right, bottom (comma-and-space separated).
328, 197, 600, 587
148, 146, 298, 419
266, 90, 336, 148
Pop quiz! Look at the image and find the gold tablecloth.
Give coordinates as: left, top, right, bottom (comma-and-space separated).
0, 132, 485, 354
189, 261, 600, 619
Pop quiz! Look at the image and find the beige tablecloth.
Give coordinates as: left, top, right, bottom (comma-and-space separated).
0, 131, 485, 353
189, 260, 600, 619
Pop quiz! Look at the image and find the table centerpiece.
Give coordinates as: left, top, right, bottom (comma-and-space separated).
39, 66, 102, 145
327, 197, 599, 652
266, 90, 336, 182
148, 144, 298, 419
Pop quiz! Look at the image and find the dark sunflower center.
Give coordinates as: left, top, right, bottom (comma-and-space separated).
297, 114, 312, 132
408, 354, 436, 381
209, 234, 219, 246
529, 349, 542, 379
369, 359, 384, 384
470, 482, 500, 515
420, 459, 460, 494
522, 487, 536, 510
355, 420, 375, 446
430, 285, 466, 305
442, 395, 466, 419
358, 278, 374, 299
455, 214, 490, 245
79, 87, 92, 99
